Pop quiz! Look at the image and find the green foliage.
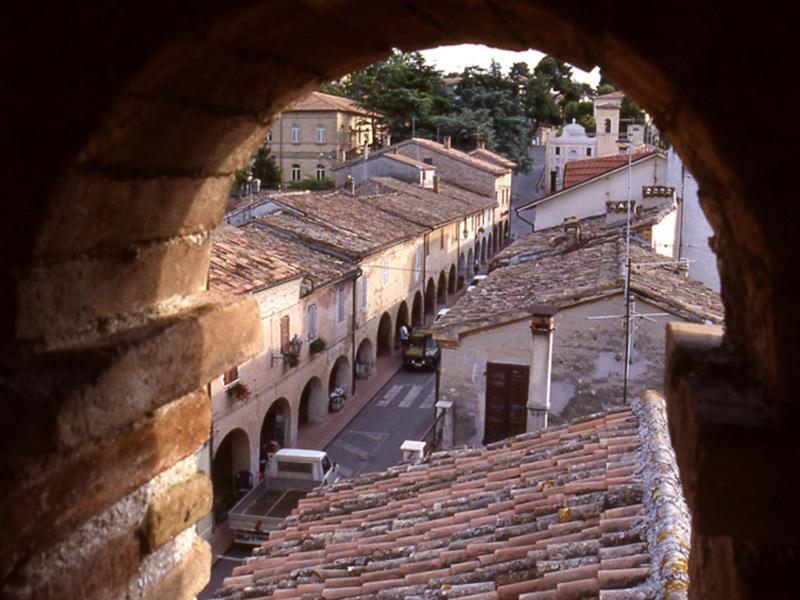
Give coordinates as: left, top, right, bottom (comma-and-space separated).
324, 51, 631, 174
286, 176, 334, 191
309, 337, 327, 354
251, 146, 281, 189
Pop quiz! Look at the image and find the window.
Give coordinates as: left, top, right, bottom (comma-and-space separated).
555, 146, 561, 155
223, 366, 238, 385
604, 118, 612, 133
414, 246, 422, 281
267, 130, 273, 143
316, 164, 325, 180
307, 304, 318, 340
382, 258, 389, 286
280, 315, 290, 353
360, 276, 368, 310
291, 123, 301, 143
291, 164, 301, 181
423, 157, 433, 165
586, 148, 592, 156
277, 461, 313, 475
337, 286, 346, 323
316, 124, 326, 143
440, 229, 445, 249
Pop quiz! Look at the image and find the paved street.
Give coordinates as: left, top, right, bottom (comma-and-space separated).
326, 367, 437, 478
511, 144, 546, 239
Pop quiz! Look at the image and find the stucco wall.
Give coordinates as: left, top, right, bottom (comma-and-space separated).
439, 319, 535, 446
550, 295, 688, 425
531, 155, 668, 230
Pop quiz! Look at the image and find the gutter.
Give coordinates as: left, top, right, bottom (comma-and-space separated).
515, 206, 536, 233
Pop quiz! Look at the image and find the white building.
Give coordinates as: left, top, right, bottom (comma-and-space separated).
544, 121, 597, 192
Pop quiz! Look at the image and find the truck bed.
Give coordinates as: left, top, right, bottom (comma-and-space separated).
242, 488, 308, 518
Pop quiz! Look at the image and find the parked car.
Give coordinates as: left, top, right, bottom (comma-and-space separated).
403, 331, 441, 369
466, 274, 487, 292
434, 307, 450, 322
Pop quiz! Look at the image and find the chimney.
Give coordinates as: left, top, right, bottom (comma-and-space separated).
527, 306, 557, 432
477, 140, 485, 150
383, 133, 392, 148
562, 216, 581, 249
442, 135, 452, 149
605, 200, 635, 226
401, 440, 426, 462
432, 174, 440, 193
346, 175, 355, 196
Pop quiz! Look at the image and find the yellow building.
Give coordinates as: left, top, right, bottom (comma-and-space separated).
267, 91, 382, 183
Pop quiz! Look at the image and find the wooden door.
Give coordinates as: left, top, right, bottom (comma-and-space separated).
484, 363, 529, 444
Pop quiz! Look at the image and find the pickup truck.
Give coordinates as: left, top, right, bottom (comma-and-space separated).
228, 448, 338, 545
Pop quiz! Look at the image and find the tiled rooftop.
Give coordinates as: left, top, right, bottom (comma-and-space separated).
491, 205, 673, 268
469, 147, 518, 170
357, 177, 495, 228
217, 394, 690, 599
562, 147, 660, 189
209, 225, 304, 295
397, 138, 512, 176
257, 191, 426, 260
432, 239, 723, 338
286, 91, 377, 117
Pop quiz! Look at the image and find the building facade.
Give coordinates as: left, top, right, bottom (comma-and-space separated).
267, 91, 382, 183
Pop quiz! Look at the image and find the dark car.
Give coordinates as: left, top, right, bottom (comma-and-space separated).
403, 331, 441, 369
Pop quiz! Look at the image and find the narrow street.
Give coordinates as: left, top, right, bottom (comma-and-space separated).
326, 367, 437, 478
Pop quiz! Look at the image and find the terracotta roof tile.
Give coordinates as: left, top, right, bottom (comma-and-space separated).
209, 224, 304, 294
216, 395, 691, 600
396, 138, 512, 175
563, 146, 660, 188
286, 91, 378, 117
469, 147, 518, 169
433, 238, 723, 339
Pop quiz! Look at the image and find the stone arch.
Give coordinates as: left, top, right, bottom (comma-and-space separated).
467, 248, 475, 278
437, 271, 447, 304
356, 338, 374, 378
260, 398, 290, 457
299, 376, 325, 426
4, 4, 792, 597
492, 225, 499, 253
395, 301, 409, 348
480, 239, 487, 264
328, 355, 350, 396
425, 277, 437, 321
488, 232, 494, 258
212, 428, 250, 518
411, 291, 423, 327
448, 264, 457, 295
377, 311, 392, 357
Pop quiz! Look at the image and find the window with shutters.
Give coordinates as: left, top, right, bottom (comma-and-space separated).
316, 124, 326, 143
280, 315, 290, 352
223, 366, 238, 385
440, 229, 445, 249
307, 304, 317, 340
360, 276, 368, 310
337, 286, 346, 323
291, 123, 301, 143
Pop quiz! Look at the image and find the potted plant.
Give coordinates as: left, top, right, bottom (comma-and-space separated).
226, 381, 251, 402
309, 337, 326, 354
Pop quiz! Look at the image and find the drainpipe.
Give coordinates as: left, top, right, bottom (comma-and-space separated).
351, 271, 360, 396
516, 206, 536, 232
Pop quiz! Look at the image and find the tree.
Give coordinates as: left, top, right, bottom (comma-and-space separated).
251, 146, 281, 189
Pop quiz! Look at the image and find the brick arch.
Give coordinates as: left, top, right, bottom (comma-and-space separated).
2, 3, 794, 598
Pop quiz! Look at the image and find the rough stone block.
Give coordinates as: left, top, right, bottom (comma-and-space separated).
17, 234, 211, 342
1, 528, 141, 600
139, 473, 213, 553
37, 171, 230, 256
142, 538, 211, 600
0, 291, 261, 459
0, 391, 209, 580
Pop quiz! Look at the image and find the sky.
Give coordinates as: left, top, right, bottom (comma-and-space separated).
419, 44, 601, 87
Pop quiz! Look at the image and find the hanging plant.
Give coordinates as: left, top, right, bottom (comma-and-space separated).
309, 337, 326, 354
226, 381, 251, 402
